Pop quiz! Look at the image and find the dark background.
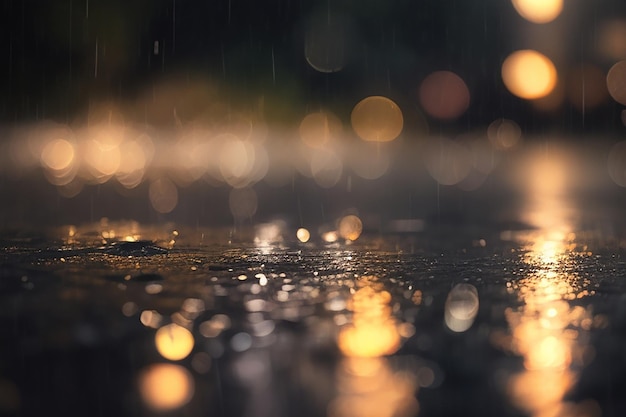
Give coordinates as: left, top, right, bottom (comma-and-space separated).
2, 0, 626, 134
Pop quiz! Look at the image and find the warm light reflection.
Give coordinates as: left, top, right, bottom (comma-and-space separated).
502, 237, 593, 417
511, 0, 563, 24
498, 140, 597, 417
328, 357, 418, 417
332, 276, 418, 417
138, 363, 194, 411
419, 71, 470, 120
155, 323, 195, 361
502, 50, 557, 100
518, 147, 574, 234
338, 277, 400, 357
351, 96, 403, 142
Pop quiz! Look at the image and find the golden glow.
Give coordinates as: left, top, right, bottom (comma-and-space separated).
138, 363, 194, 411
84, 139, 121, 178
332, 276, 418, 417
149, 178, 179, 214
338, 277, 400, 357
328, 357, 418, 417
41, 139, 75, 171
299, 111, 342, 148
322, 230, 339, 243
504, 242, 588, 417
419, 71, 470, 120
499, 143, 597, 417
155, 323, 195, 361
607, 60, 626, 106
511, 0, 563, 24
502, 50, 557, 100
338, 215, 363, 242
351, 96, 403, 142
296, 227, 311, 243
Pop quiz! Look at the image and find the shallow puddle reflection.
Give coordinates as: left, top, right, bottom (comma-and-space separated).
331, 276, 418, 417
502, 231, 599, 417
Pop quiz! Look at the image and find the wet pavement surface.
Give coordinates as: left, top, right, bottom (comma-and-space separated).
1, 223, 625, 417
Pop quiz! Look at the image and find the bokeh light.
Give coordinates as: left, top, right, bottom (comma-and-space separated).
296, 228, 311, 243
502, 50, 557, 99
83, 138, 122, 181
149, 178, 179, 214
419, 71, 470, 120
219, 134, 257, 188
138, 363, 194, 411
487, 119, 522, 150
298, 111, 342, 148
338, 215, 363, 241
606, 60, 626, 105
444, 284, 479, 332
338, 277, 400, 357
155, 323, 195, 361
40, 139, 75, 171
351, 96, 403, 142
511, 0, 563, 24
117, 139, 149, 189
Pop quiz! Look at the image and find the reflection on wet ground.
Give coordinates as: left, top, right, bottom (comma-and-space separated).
1, 220, 625, 417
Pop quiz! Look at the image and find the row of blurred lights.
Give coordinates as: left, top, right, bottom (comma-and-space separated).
4, 107, 522, 214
